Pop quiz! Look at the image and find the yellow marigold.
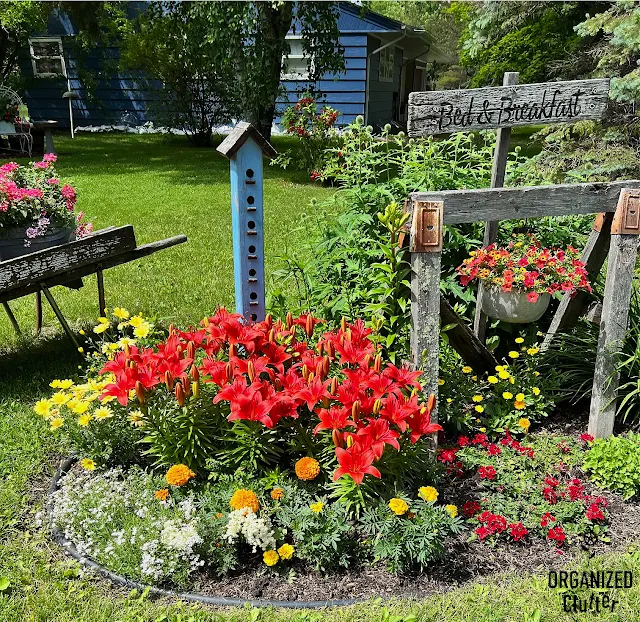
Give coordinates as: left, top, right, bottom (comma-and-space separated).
508, 351, 519, 359
271, 487, 285, 501
503, 391, 513, 400
472, 395, 483, 403
533, 371, 540, 377
488, 376, 498, 384
527, 347, 539, 356
263, 550, 279, 566
475, 405, 484, 413
515, 393, 525, 402
532, 387, 541, 396
418, 486, 438, 503
388, 498, 409, 516
165, 464, 196, 487
515, 337, 524, 344
310, 501, 324, 513
445, 504, 458, 518
519, 418, 531, 431
438, 378, 445, 386
230, 489, 260, 513
462, 366, 473, 374
295, 457, 320, 481
278, 543, 294, 560
479, 427, 487, 433
80, 458, 96, 471
514, 400, 526, 410
155, 489, 169, 501
498, 370, 510, 380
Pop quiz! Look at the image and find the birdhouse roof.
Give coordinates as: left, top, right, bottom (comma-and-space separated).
216, 122, 277, 160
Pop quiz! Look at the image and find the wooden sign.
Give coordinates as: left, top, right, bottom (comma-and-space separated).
408, 78, 610, 136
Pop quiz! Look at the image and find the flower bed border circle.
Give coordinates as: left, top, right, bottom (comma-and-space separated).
47, 457, 362, 609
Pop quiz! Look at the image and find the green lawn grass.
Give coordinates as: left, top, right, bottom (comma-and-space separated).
1, 133, 639, 621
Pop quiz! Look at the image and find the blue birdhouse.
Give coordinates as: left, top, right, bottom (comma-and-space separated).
217, 122, 277, 322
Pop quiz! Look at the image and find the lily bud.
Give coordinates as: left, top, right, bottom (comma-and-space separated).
332, 429, 343, 448
374, 353, 382, 374
329, 377, 338, 395
229, 343, 237, 358
302, 364, 309, 380
175, 382, 185, 407
322, 397, 330, 408
265, 313, 273, 329
191, 364, 200, 383
307, 372, 315, 384
339, 334, 345, 346
176, 345, 183, 357
352, 400, 360, 423
340, 317, 347, 332
268, 328, 275, 343
323, 355, 330, 376
247, 360, 256, 382
135, 381, 145, 405
373, 398, 382, 415
363, 354, 372, 369
225, 362, 233, 383
286, 312, 294, 330
274, 377, 283, 391
427, 393, 436, 412
164, 371, 173, 391
202, 317, 210, 328
124, 344, 130, 358
193, 380, 200, 398
326, 340, 335, 358
305, 314, 314, 338
183, 376, 191, 397
346, 434, 354, 448
345, 328, 352, 341
318, 342, 324, 356
411, 387, 417, 398
169, 323, 176, 335
187, 341, 195, 360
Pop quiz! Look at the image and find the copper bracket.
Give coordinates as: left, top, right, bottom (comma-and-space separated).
410, 200, 443, 253
611, 190, 640, 235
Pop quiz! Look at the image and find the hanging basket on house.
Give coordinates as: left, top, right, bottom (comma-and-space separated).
481, 285, 551, 324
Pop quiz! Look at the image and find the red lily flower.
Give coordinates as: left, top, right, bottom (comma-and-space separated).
101, 368, 137, 406
313, 406, 352, 434
356, 417, 399, 459
294, 375, 331, 411
333, 441, 381, 485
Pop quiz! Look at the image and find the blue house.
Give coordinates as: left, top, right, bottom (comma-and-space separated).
20, 2, 451, 131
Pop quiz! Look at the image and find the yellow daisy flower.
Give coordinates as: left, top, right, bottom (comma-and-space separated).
81, 458, 96, 471
475, 405, 484, 413
488, 376, 498, 384
462, 366, 473, 374
94, 406, 113, 420
508, 351, 519, 359
515, 337, 524, 344
49, 417, 64, 430
113, 307, 130, 320
472, 395, 483, 403
77, 414, 92, 427
532, 387, 541, 396
503, 392, 513, 400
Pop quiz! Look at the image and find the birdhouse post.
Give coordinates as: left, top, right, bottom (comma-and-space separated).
217, 122, 277, 322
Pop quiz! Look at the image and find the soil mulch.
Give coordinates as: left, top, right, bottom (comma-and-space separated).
44, 410, 640, 603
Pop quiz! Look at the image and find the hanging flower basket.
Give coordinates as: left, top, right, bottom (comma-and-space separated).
481, 285, 551, 324
456, 235, 593, 324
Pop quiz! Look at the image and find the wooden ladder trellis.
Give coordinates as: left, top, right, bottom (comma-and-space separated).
406, 76, 639, 439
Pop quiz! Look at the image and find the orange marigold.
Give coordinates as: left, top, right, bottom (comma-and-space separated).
165, 464, 195, 487
295, 457, 320, 481
230, 489, 260, 513
271, 487, 285, 500
155, 488, 169, 501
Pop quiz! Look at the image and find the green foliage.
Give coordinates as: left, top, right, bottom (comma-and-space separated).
583, 433, 640, 500
575, 1, 640, 104
360, 497, 463, 573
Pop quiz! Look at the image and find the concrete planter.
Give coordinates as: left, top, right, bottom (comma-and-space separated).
481, 285, 551, 324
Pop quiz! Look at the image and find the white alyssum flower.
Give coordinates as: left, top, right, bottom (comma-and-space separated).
224, 509, 275, 552
160, 520, 202, 553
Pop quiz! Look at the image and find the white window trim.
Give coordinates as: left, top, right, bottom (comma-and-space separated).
29, 37, 66, 78
379, 47, 394, 83
281, 55, 314, 81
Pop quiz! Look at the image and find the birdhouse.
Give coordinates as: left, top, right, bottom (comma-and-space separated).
217, 122, 277, 322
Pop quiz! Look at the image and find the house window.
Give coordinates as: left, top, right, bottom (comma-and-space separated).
379, 47, 394, 82
281, 38, 311, 81
29, 37, 66, 77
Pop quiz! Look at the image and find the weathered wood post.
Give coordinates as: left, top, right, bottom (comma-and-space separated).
589, 189, 640, 438
217, 122, 277, 322
409, 200, 443, 416
473, 71, 519, 341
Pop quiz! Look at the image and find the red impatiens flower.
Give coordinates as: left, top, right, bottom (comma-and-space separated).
548, 526, 566, 544
333, 441, 381, 485
457, 435, 470, 447
543, 476, 560, 488
543, 486, 558, 504
472, 433, 489, 447
475, 526, 492, 540
462, 500, 481, 517
580, 433, 595, 443
586, 503, 605, 522
438, 448, 458, 463
509, 522, 528, 542
557, 442, 571, 453
478, 465, 497, 480
567, 479, 586, 501
540, 512, 556, 528
487, 444, 502, 456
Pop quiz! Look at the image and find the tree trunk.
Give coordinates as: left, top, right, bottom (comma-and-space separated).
245, 2, 294, 141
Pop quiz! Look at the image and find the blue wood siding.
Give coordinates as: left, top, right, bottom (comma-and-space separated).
275, 34, 366, 129
366, 36, 402, 129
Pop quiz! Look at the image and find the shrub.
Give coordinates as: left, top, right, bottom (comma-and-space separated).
583, 434, 640, 500
272, 94, 340, 175
455, 431, 609, 546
